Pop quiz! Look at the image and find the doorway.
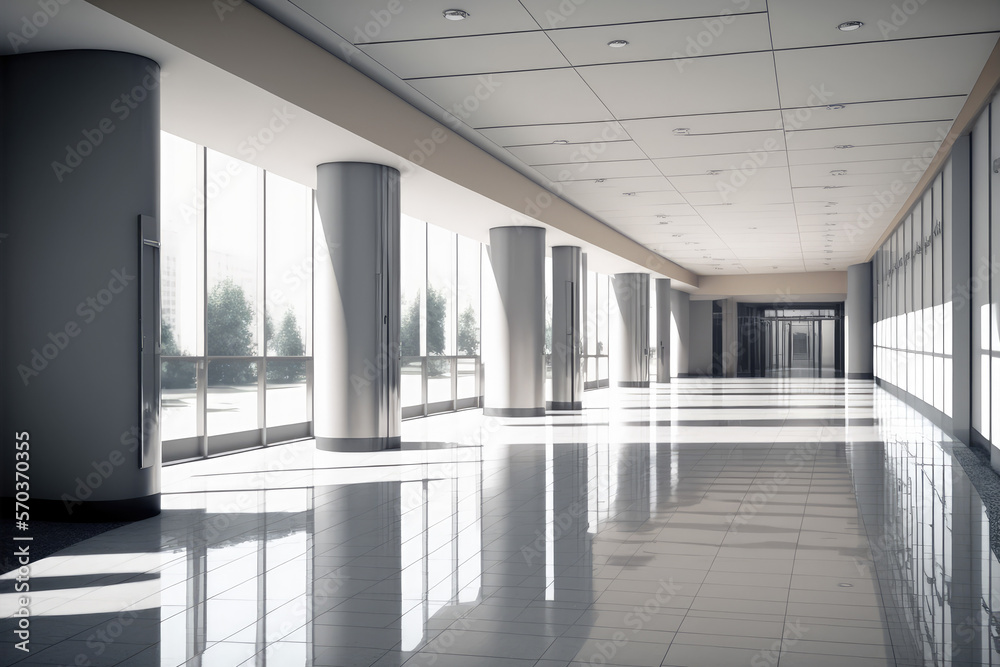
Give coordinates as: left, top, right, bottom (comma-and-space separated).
737, 303, 844, 378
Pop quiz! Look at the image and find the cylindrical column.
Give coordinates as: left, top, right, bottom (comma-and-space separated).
483, 227, 546, 417
655, 278, 671, 383
846, 262, 873, 379
671, 289, 690, 378
551, 246, 583, 410
0, 50, 162, 520
611, 273, 650, 387
314, 162, 401, 451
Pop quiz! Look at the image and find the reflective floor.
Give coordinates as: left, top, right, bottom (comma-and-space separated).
3, 379, 1000, 666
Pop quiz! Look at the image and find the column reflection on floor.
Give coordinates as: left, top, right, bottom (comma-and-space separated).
7, 379, 1000, 666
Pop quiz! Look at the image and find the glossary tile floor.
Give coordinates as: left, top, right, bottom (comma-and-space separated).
3, 378, 1000, 666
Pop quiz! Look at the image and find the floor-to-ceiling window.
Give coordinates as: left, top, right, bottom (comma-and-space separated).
400, 215, 483, 418
874, 90, 1000, 457
970, 96, 1000, 450
584, 270, 610, 389
874, 168, 949, 419
160, 134, 313, 462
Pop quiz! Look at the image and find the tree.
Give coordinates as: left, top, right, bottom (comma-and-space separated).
426, 285, 446, 357
161, 319, 183, 356
265, 309, 275, 356
274, 310, 304, 356
160, 321, 195, 389
400, 293, 420, 357
206, 278, 256, 384
267, 310, 306, 383
457, 305, 479, 356
426, 285, 448, 376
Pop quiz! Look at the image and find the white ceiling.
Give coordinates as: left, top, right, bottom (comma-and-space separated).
250, 0, 999, 275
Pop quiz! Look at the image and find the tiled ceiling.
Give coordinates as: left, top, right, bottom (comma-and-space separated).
251, 0, 999, 275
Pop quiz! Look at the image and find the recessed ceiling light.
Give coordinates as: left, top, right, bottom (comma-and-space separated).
443, 9, 470, 20
837, 20, 864, 31
826, 104, 846, 111
830, 169, 847, 176
607, 39, 629, 48
552, 139, 569, 145
672, 128, 690, 136
834, 144, 854, 150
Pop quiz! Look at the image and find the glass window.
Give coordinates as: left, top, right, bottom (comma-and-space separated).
161, 360, 198, 440
587, 270, 598, 356
208, 360, 258, 436
161, 133, 202, 357
597, 274, 609, 359
972, 110, 990, 438
206, 150, 261, 359
401, 216, 426, 408
457, 237, 480, 356
427, 224, 455, 404
265, 172, 312, 357
427, 224, 456, 357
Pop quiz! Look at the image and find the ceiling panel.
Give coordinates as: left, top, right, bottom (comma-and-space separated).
554, 176, 676, 197
785, 120, 952, 150
579, 51, 781, 119
546, 14, 771, 66
480, 121, 629, 147
686, 188, 794, 206
793, 183, 917, 200
506, 140, 645, 165
654, 151, 788, 176
534, 159, 659, 182
774, 34, 998, 107
359, 32, 568, 79
791, 158, 914, 180
787, 142, 943, 166
409, 69, 614, 128
519, 0, 767, 29
292, 0, 539, 42
251, 0, 998, 277
767, 0, 1000, 50
779, 96, 964, 131
598, 203, 699, 217
629, 127, 786, 159
669, 167, 791, 193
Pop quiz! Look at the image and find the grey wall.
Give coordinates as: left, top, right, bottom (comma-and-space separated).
689, 300, 715, 376
670, 288, 690, 377
0, 51, 161, 519
846, 262, 873, 379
